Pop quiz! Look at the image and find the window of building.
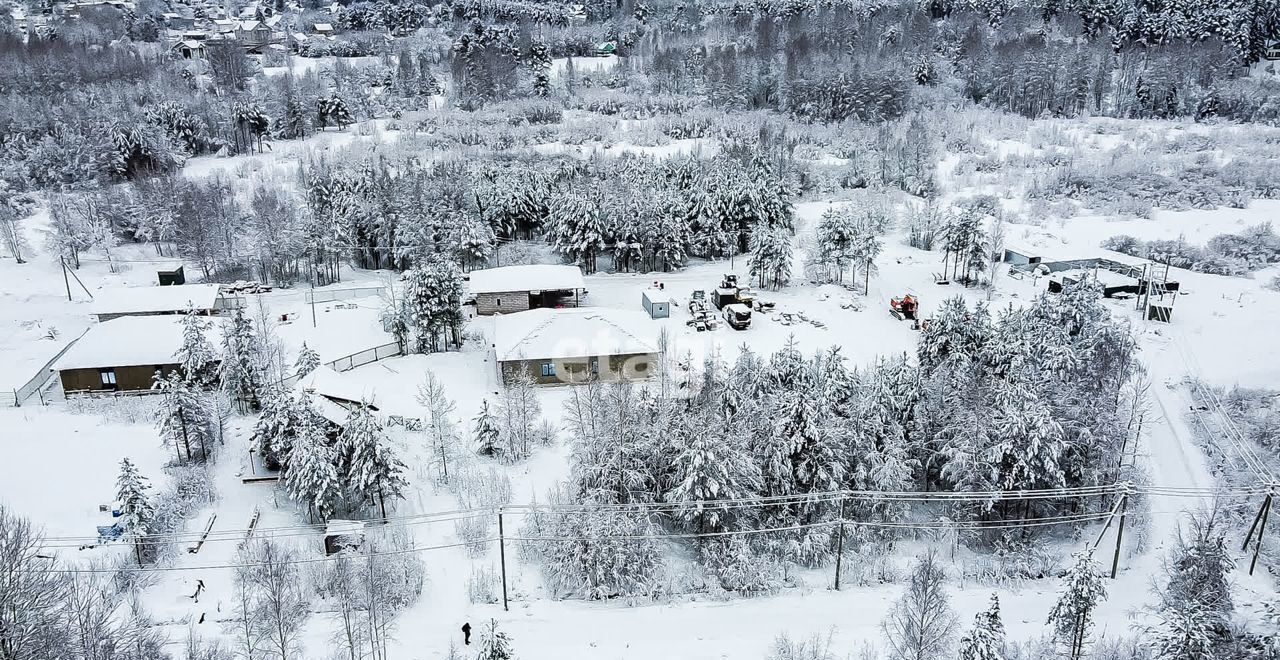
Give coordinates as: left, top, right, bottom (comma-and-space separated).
590, 358, 600, 374
540, 362, 556, 378
99, 368, 118, 389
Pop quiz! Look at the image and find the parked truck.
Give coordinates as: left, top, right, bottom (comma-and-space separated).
723, 303, 752, 330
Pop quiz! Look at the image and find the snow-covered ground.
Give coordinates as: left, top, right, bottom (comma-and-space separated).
4, 113, 1280, 658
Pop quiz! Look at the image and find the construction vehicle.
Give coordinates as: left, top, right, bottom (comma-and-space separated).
723, 303, 752, 330
686, 289, 717, 331
889, 294, 919, 321
714, 274, 756, 310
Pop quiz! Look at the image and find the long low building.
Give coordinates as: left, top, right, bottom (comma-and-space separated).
91, 283, 225, 322
468, 265, 584, 315
492, 307, 660, 385
52, 316, 222, 393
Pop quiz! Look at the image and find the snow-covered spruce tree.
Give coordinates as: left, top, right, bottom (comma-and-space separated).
663, 420, 762, 533
548, 186, 607, 273
115, 458, 154, 564
849, 222, 884, 295
154, 370, 214, 463
252, 388, 307, 470
881, 551, 958, 660
454, 214, 495, 272
417, 371, 459, 483
473, 399, 502, 459
176, 304, 218, 387
958, 593, 1006, 660
476, 619, 514, 660
1146, 511, 1237, 658
814, 206, 857, 283
294, 342, 321, 377
316, 95, 354, 131
749, 224, 793, 290
397, 258, 465, 353
285, 412, 342, 522
220, 307, 265, 413
1047, 550, 1107, 660
532, 486, 665, 600
563, 380, 650, 504
338, 403, 408, 519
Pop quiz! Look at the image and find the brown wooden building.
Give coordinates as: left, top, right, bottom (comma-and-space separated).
492, 308, 660, 385
468, 265, 585, 316
52, 316, 222, 394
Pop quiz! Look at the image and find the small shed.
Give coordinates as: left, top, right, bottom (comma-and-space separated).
157, 264, 186, 286
324, 520, 366, 555
1265, 39, 1280, 61
596, 41, 616, 56
1002, 244, 1042, 266
641, 290, 669, 319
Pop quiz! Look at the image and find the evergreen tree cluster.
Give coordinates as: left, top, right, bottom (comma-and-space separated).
521, 277, 1139, 599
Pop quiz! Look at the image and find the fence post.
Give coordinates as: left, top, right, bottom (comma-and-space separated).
833, 497, 847, 590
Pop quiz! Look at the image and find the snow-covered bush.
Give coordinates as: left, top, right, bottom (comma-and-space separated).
454, 515, 492, 558
148, 464, 218, 561
525, 487, 666, 601
700, 537, 787, 597
468, 565, 501, 604
1100, 234, 1144, 257
767, 631, 838, 660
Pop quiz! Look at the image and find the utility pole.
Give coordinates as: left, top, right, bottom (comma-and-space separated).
310, 270, 317, 328
498, 509, 509, 611
1110, 493, 1128, 579
833, 497, 847, 590
1245, 492, 1273, 576
60, 257, 72, 301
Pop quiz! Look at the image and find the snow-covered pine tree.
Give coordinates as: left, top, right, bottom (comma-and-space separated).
476, 619, 514, 660
814, 206, 857, 283
220, 307, 264, 412
116, 458, 154, 564
749, 224, 793, 290
397, 257, 465, 353
285, 411, 342, 522
1047, 550, 1107, 660
849, 223, 883, 295
252, 388, 304, 470
958, 593, 1006, 660
294, 342, 321, 377
473, 399, 501, 459
989, 379, 1066, 494
663, 422, 761, 532
338, 404, 408, 519
155, 370, 215, 463
175, 305, 217, 387
548, 186, 607, 273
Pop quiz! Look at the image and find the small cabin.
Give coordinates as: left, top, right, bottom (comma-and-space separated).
467, 265, 585, 315
641, 290, 669, 319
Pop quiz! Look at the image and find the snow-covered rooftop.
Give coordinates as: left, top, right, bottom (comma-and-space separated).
53, 316, 223, 372
493, 307, 660, 362
294, 365, 378, 406
468, 265, 584, 295
91, 284, 222, 317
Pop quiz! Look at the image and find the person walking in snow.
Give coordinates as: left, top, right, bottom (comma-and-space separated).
462, 622, 472, 645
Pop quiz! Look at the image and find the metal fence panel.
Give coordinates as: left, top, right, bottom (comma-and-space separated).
7, 331, 88, 407
304, 287, 387, 305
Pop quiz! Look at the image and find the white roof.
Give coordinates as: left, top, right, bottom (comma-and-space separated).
53, 316, 223, 371
468, 265, 584, 295
493, 308, 660, 361
91, 284, 221, 316
294, 365, 377, 406
314, 22, 332, 30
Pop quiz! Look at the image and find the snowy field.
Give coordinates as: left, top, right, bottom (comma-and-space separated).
4, 108, 1280, 659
